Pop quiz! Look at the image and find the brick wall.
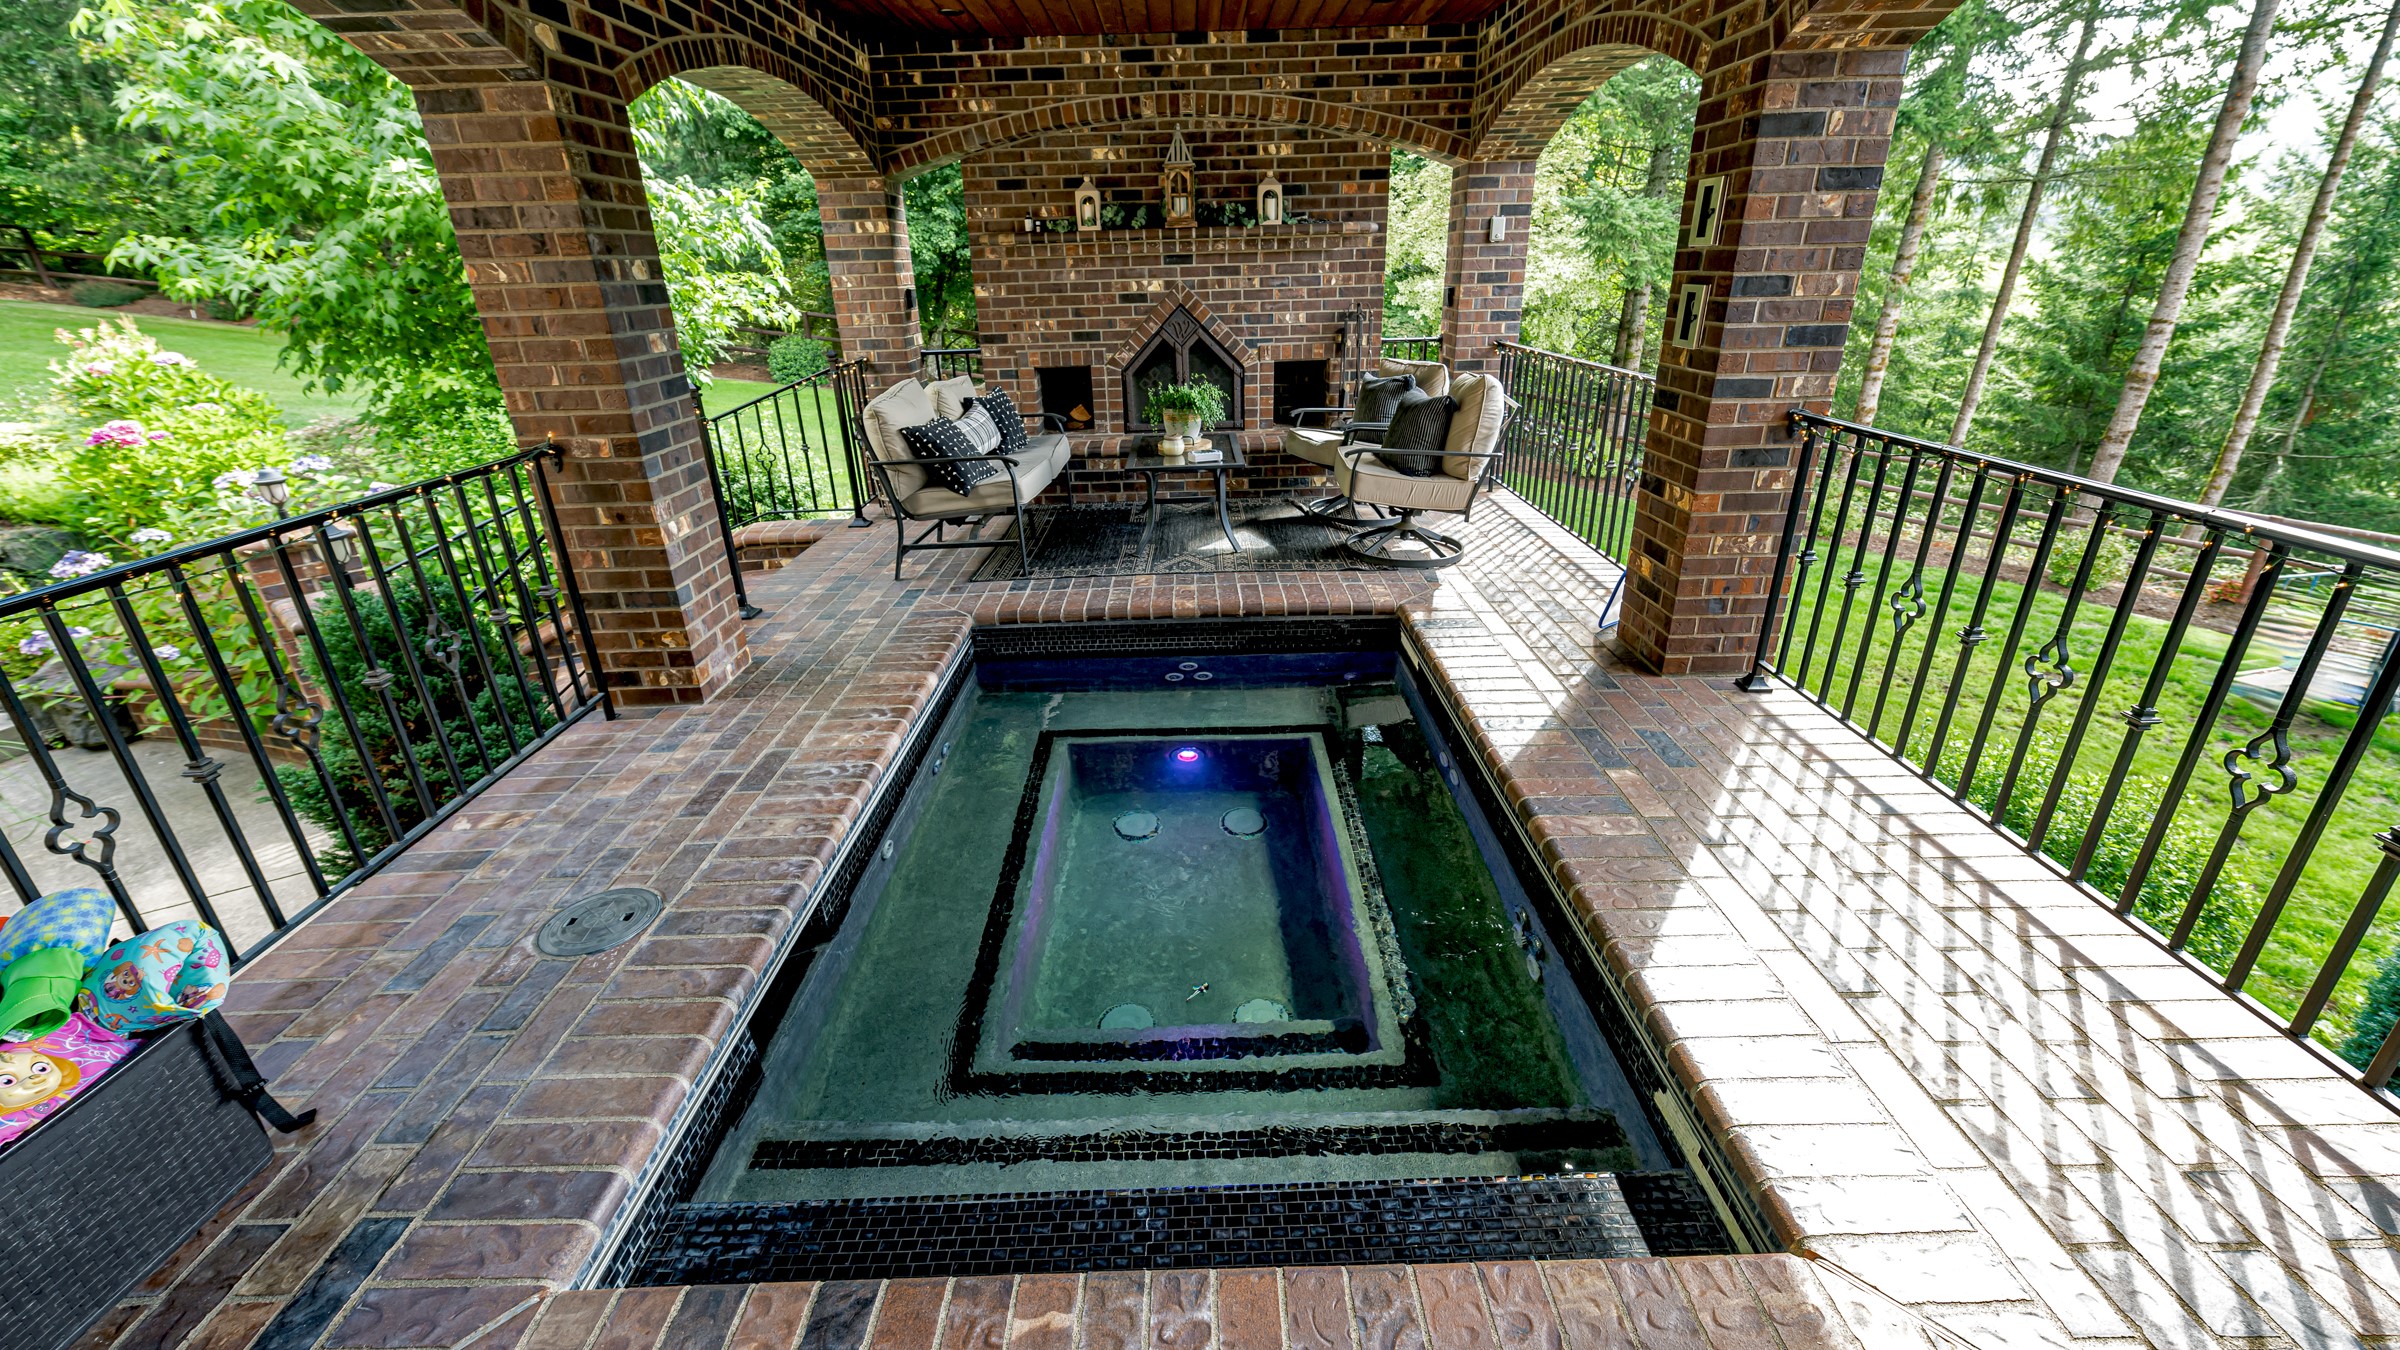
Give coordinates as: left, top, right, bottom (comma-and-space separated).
962, 125, 1391, 504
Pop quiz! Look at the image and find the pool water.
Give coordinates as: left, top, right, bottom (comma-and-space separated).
695, 647, 1668, 1204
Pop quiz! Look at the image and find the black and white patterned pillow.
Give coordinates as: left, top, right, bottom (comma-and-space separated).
899, 417, 1001, 494
957, 403, 1004, 454
969, 389, 1029, 454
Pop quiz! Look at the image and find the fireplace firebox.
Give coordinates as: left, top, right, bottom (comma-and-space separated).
1123, 307, 1244, 432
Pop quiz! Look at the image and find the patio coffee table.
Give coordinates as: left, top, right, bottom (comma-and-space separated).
1123, 436, 1246, 555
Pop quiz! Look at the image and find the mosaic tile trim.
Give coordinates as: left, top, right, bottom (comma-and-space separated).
745, 1111, 1633, 1171
633, 1174, 1651, 1285
971, 617, 1399, 661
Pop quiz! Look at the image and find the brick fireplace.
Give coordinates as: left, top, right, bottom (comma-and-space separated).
962, 122, 1391, 503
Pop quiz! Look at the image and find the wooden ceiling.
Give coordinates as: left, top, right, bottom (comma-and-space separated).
830, 0, 1500, 41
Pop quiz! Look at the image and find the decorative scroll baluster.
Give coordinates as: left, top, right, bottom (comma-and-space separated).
2074, 532, 2224, 883
2026, 510, 2166, 853
1867, 456, 1953, 741
1991, 500, 2115, 825
0, 665, 131, 922
1891, 465, 1987, 761
1956, 489, 2068, 806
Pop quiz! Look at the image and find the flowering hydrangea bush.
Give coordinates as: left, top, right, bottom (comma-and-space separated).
46, 319, 290, 542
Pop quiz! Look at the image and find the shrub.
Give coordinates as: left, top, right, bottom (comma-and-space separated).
2342, 953, 2400, 1069
66, 278, 145, 308
273, 582, 560, 874
2041, 522, 2140, 590
766, 334, 830, 384
46, 318, 288, 540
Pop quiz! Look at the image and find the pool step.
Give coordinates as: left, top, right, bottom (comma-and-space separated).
634, 1173, 1667, 1285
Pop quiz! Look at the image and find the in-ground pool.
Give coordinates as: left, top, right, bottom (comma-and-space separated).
622, 623, 1748, 1283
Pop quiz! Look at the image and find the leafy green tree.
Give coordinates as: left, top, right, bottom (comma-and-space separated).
0, 0, 176, 244
82, 0, 498, 436
1383, 149, 1451, 338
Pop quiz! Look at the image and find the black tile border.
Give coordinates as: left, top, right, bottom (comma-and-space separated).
634, 1174, 1653, 1285
747, 1111, 1633, 1171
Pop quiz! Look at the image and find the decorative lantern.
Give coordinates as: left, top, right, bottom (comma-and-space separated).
1074, 178, 1102, 231
1257, 173, 1284, 226
1162, 131, 1196, 229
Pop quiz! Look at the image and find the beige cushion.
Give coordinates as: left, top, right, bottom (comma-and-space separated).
928, 375, 979, 421
1375, 356, 1448, 399
1334, 452, 1479, 513
1283, 425, 1346, 468
862, 379, 936, 500
1443, 372, 1510, 480
901, 442, 1066, 519
1022, 432, 1073, 476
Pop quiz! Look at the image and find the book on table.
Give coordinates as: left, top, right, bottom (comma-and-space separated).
1188, 448, 1224, 463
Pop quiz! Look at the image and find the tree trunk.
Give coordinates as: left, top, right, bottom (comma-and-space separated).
1613, 285, 1650, 367
1855, 142, 1945, 427
1613, 136, 1685, 368
2193, 0, 2399, 509
2081, 0, 2286, 485
1947, 0, 2103, 447
2253, 310, 2346, 511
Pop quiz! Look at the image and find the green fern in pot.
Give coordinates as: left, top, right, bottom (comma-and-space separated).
1145, 379, 1228, 445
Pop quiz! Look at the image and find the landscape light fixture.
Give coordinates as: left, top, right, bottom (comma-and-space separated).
248, 467, 290, 514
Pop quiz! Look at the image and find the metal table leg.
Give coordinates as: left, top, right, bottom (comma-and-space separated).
1214, 467, 1240, 552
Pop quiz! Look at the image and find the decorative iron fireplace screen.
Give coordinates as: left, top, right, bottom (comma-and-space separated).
1123, 307, 1243, 432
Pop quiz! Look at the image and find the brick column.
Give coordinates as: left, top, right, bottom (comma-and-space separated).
416, 82, 746, 709
820, 178, 923, 383
1618, 48, 1905, 675
1439, 160, 1535, 374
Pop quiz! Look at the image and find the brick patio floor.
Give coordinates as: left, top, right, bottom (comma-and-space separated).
84, 492, 2400, 1350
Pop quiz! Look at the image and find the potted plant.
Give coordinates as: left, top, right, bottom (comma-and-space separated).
1146, 380, 1228, 454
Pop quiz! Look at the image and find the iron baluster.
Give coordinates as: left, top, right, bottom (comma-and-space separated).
2076, 532, 2224, 883
1817, 431, 1893, 708
1866, 454, 1951, 742
2223, 565, 2396, 990
2298, 829, 2400, 1043
263, 534, 407, 843
417, 484, 530, 751
700, 419, 763, 620
2166, 556, 2357, 948
446, 478, 550, 737
223, 544, 366, 866
2121, 543, 2284, 914
312, 519, 441, 820
1796, 430, 1871, 693
1844, 436, 1924, 723
529, 446, 616, 718
1775, 416, 1846, 675
479, 470, 576, 727
100, 582, 266, 934
165, 558, 321, 911
1893, 465, 1988, 761
2027, 510, 2166, 852
0, 660, 131, 921
383, 505, 499, 778
349, 509, 474, 796
1992, 499, 2113, 826
1923, 473, 2026, 785
1956, 487, 2069, 806
503, 459, 600, 711
1738, 414, 1822, 693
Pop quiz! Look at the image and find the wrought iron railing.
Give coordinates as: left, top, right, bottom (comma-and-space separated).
0, 447, 608, 967
922, 347, 982, 382
1492, 343, 1654, 564
699, 361, 874, 615
1381, 335, 1441, 362
1748, 410, 2400, 1092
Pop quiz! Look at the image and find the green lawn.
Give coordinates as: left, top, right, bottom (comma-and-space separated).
0, 298, 369, 428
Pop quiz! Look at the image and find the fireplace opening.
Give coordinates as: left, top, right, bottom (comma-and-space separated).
1273, 360, 1330, 426
1036, 366, 1097, 431
1123, 307, 1244, 432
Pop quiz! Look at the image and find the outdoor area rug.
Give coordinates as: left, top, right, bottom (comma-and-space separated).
968, 500, 1375, 581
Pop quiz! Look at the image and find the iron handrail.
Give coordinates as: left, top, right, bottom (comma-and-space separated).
1490, 342, 1657, 566
0, 444, 609, 968
1747, 408, 2400, 1099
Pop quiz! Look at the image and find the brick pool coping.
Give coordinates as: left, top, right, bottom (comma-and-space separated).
84, 493, 2400, 1349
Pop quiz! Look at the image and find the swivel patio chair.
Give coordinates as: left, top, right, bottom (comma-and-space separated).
1331, 370, 1512, 569
1283, 351, 1450, 520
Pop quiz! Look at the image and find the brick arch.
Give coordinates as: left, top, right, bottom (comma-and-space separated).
1470, 12, 1708, 161
888, 92, 1468, 180
619, 37, 878, 178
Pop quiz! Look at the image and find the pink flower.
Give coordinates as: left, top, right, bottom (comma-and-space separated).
85, 419, 148, 449
149, 351, 192, 367
84, 360, 116, 376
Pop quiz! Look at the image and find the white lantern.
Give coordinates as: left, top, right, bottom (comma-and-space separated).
1257, 173, 1283, 226
1162, 131, 1196, 229
1074, 178, 1101, 231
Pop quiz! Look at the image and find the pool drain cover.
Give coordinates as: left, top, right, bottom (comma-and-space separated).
536, 887, 663, 957
1115, 811, 1159, 840
1222, 808, 1265, 837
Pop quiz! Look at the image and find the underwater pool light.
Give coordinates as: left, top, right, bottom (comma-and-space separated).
1174, 747, 1200, 763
